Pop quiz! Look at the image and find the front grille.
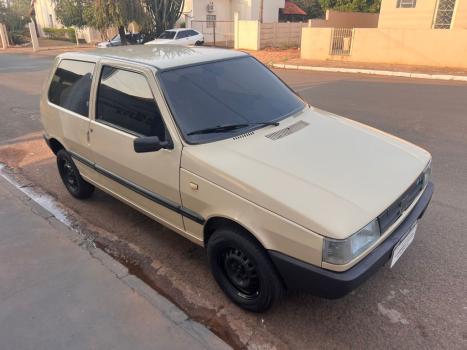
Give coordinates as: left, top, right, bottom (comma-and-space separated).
378, 173, 425, 233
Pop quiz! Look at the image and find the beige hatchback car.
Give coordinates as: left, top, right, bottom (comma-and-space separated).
41, 46, 433, 312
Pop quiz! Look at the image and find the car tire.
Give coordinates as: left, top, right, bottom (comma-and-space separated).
207, 226, 284, 312
195, 40, 204, 46
56, 149, 94, 199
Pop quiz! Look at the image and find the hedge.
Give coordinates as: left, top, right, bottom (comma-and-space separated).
43, 27, 76, 42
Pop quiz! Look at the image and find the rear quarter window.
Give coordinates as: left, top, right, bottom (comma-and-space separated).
48, 59, 95, 117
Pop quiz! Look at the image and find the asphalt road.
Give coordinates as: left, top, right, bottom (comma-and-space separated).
0, 53, 466, 349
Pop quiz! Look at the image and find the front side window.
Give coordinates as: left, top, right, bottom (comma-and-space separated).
159, 31, 176, 39
48, 59, 95, 117
176, 31, 188, 39
159, 56, 305, 144
96, 66, 166, 140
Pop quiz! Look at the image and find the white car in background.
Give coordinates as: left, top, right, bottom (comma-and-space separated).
144, 28, 204, 46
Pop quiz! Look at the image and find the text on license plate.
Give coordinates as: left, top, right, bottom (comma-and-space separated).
390, 222, 417, 268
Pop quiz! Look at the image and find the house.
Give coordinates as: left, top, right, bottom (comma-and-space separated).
279, 0, 307, 22
378, 0, 467, 29
300, 0, 467, 68
183, 0, 287, 23
30, 0, 59, 37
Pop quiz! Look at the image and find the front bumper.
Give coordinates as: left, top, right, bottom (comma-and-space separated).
269, 182, 434, 299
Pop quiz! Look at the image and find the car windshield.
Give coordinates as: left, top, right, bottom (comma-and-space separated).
159, 31, 176, 39
158, 56, 305, 144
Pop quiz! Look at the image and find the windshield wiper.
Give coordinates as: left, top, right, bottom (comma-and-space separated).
186, 121, 280, 136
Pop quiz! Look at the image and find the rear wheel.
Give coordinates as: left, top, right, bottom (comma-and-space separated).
207, 226, 284, 312
57, 149, 94, 199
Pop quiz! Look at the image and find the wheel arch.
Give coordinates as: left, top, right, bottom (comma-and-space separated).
48, 137, 65, 155
203, 216, 267, 251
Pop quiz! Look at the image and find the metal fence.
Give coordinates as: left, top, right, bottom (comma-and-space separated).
330, 28, 354, 55
190, 20, 234, 48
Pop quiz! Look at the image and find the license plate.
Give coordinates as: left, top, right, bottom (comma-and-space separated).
390, 222, 417, 268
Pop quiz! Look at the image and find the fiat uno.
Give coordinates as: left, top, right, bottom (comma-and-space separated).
41, 46, 433, 312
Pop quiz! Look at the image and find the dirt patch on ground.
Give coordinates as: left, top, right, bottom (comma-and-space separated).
244, 48, 300, 65
0, 134, 51, 168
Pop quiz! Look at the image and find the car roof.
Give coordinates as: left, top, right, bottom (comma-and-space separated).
58, 45, 248, 71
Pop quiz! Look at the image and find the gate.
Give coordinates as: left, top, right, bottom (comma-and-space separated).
330, 28, 354, 56
190, 20, 234, 48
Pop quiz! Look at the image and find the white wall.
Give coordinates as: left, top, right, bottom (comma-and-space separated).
188, 0, 284, 22
251, 0, 284, 22
33, 0, 62, 36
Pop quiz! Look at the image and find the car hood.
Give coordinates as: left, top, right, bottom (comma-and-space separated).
181, 107, 431, 239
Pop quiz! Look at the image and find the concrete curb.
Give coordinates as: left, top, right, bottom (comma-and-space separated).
0, 165, 231, 350
271, 63, 467, 82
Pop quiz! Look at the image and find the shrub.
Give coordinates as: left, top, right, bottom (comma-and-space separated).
10, 30, 30, 45
42, 27, 76, 42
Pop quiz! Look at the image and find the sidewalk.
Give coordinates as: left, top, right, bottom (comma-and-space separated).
245, 48, 467, 81
0, 174, 230, 350
0, 46, 94, 57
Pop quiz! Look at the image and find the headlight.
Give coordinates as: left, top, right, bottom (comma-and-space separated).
423, 161, 432, 187
323, 219, 380, 265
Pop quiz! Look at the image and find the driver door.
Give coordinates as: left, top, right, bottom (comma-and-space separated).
87, 60, 184, 231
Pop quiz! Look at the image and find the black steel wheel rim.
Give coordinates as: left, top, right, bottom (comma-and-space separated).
220, 247, 260, 299
60, 158, 79, 193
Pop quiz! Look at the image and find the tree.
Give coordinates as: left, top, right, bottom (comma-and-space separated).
319, 0, 381, 13
54, 0, 91, 28
143, 0, 185, 37
291, 0, 324, 19
88, 0, 146, 44
0, 0, 30, 31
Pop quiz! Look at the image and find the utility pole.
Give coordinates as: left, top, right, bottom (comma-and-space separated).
259, 0, 264, 23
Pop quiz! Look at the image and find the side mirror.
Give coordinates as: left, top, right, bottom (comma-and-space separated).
133, 136, 171, 153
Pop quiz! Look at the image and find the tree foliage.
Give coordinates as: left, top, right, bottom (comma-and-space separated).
49, 0, 186, 43
291, 0, 324, 19
54, 0, 90, 28
143, 0, 185, 37
0, 0, 31, 31
319, 0, 381, 13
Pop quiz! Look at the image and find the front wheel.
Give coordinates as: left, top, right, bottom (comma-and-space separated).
207, 226, 284, 312
57, 149, 94, 199
195, 40, 204, 46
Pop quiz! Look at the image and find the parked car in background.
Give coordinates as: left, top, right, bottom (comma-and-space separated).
40, 46, 433, 312
144, 29, 204, 46
97, 33, 146, 48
